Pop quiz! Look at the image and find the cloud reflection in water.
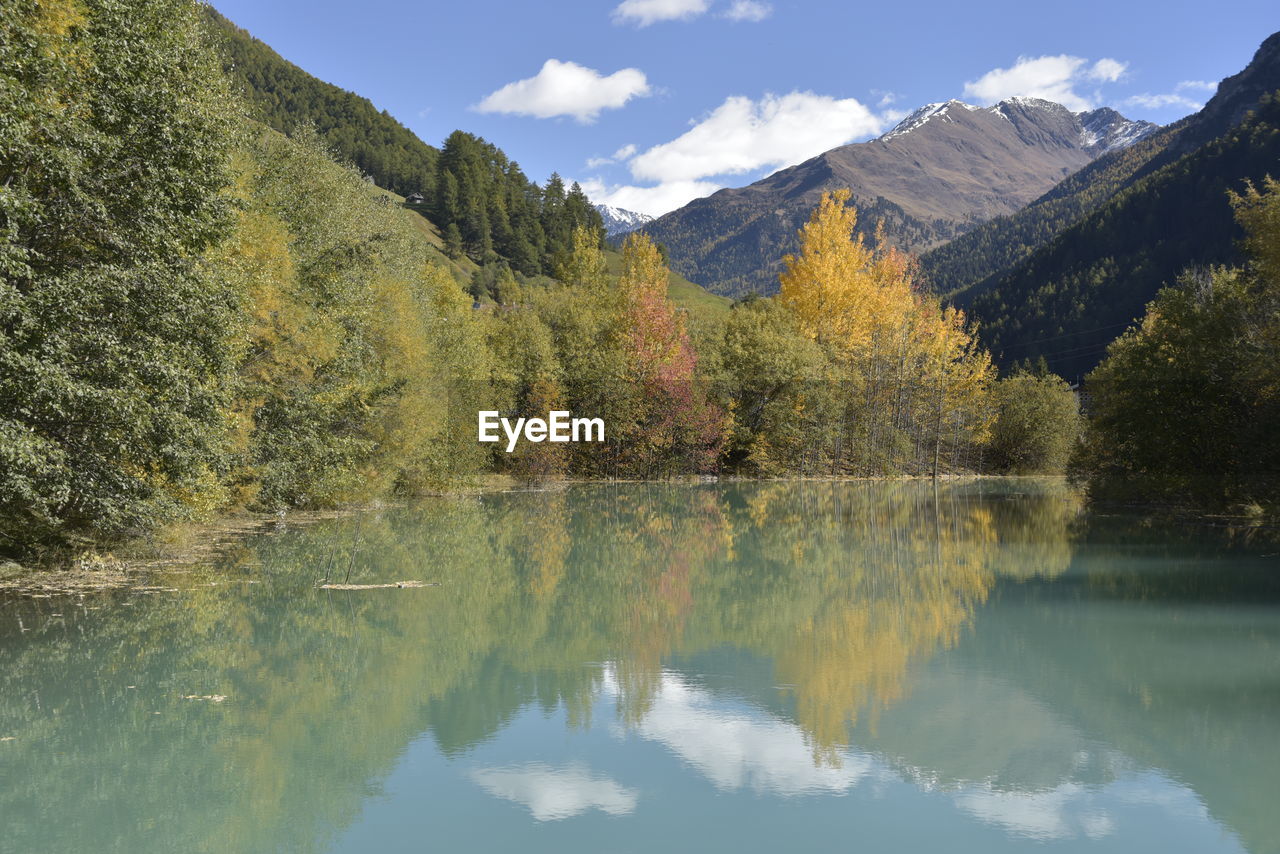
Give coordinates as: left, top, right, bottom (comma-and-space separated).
469, 763, 639, 821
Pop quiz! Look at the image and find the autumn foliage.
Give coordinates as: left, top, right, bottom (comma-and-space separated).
615, 233, 725, 476
0, 0, 1068, 561
775, 190, 995, 475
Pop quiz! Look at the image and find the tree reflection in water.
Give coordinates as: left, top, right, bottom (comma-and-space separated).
2, 480, 1276, 853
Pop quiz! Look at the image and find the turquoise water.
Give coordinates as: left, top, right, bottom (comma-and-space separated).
1, 481, 1277, 853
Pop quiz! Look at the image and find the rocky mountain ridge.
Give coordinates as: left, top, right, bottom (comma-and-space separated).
642, 98, 1158, 296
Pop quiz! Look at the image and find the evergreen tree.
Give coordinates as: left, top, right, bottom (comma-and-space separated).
443, 223, 464, 260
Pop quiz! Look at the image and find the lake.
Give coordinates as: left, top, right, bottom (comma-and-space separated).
1, 480, 1278, 853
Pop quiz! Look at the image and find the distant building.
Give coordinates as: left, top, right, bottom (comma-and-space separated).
405, 192, 425, 205
1071, 382, 1093, 416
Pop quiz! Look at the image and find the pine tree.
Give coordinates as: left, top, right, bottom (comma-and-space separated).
443, 223, 464, 260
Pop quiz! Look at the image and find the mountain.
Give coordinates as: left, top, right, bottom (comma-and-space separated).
924, 32, 1280, 300
949, 31, 1280, 380
642, 98, 1157, 296
918, 122, 1184, 297
203, 9, 603, 277
596, 204, 654, 238
204, 8, 438, 198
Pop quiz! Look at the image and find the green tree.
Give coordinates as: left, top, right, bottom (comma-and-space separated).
0, 0, 240, 556
555, 225, 609, 291
443, 223, 464, 260
1075, 179, 1280, 504
715, 299, 831, 475
988, 372, 1081, 474
224, 128, 491, 508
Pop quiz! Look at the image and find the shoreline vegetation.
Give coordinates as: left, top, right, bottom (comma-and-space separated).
0, 474, 934, 592
5, 474, 1275, 596
3, 1, 1277, 574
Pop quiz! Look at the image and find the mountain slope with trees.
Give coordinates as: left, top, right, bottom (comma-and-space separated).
0, 0, 722, 559
642, 99, 1156, 297
204, 7, 438, 197
1073, 178, 1280, 506
963, 94, 1280, 380
943, 31, 1280, 379
204, 8, 604, 277
925, 30, 1280, 303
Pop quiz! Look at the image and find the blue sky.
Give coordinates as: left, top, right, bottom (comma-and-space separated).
210, 0, 1278, 215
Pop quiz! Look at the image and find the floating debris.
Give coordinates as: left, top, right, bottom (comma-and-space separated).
317, 580, 437, 590
181, 694, 227, 703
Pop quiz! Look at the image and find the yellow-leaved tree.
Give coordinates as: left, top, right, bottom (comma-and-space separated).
777, 190, 993, 474
778, 190, 916, 358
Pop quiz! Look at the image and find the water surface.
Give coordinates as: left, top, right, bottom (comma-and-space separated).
1, 481, 1278, 853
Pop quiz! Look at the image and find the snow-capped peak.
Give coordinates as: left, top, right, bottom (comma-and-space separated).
1000, 95, 1066, 110
879, 96, 1157, 155
1076, 107, 1160, 154
882, 100, 978, 140
595, 203, 654, 238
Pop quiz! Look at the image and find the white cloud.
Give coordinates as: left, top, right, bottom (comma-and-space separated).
580, 178, 723, 218
963, 55, 1128, 112
469, 763, 638, 821
1122, 92, 1203, 111
956, 784, 1112, 841
1118, 79, 1213, 114
880, 107, 910, 125
474, 59, 651, 123
631, 90, 881, 183
874, 90, 899, 108
723, 0, 772, 22
1087, 58, 1127, 82
602, 667, 873, 795
585, 143, 640, 170
579, 90, 881, 216
613, 0, 709, 26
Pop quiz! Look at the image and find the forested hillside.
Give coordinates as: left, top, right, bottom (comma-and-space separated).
919, 122, 1184, 296
962, 93, 1280, 379
0, 0, 706, 559
204, 8, 603, 276
920, 31, 1280, 378
204, 8, 437, 197
925, 32, 1280, 302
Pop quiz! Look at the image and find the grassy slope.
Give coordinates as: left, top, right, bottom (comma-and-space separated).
386, 193, 730, 323
603, 249, 732, 327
